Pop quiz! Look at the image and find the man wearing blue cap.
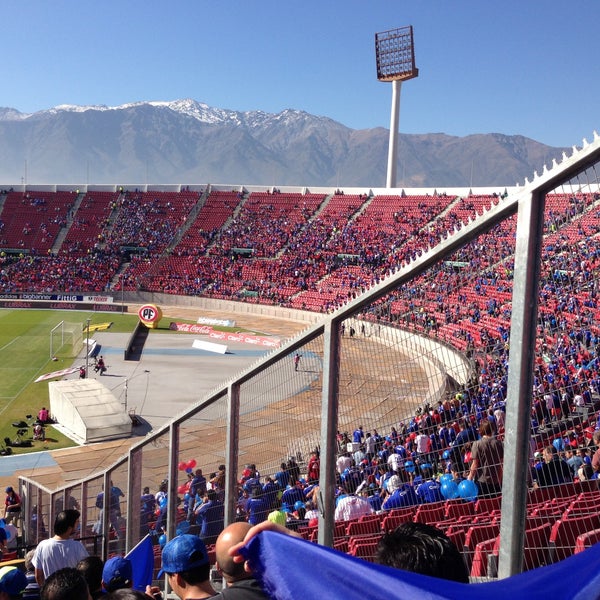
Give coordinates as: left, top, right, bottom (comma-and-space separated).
157, 535, 215, 599
101, 557, 132, 593
0, 566, 27, 600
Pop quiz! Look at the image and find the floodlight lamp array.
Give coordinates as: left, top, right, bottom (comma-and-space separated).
375, 26, 419, 82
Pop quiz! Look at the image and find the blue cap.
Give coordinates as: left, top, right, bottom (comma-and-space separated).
0, 566, 27, 596
158, 534, 209, 578
102, 556, 133, 592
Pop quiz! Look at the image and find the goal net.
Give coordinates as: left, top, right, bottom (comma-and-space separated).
50, 321, 84, 359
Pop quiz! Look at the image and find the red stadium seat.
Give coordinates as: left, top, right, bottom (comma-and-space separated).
574, 528, 600, 554
549, 514, 600, 563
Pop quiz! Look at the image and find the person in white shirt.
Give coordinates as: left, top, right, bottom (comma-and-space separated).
32, 510, 88, 586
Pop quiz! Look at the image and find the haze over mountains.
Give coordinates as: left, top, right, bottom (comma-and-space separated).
0, 99, 567, 188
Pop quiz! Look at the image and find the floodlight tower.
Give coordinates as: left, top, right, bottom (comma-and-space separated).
375, 26, 419, 188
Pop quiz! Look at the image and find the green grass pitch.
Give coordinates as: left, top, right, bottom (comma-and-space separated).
0, 309, 140, 453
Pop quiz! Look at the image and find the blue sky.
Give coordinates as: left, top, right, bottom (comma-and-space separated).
3, 1, 598, 147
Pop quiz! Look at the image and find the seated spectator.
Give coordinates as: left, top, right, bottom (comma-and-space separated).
415, 467, 443, 504
535, 445, 573, 488
23, 550, 41, 600
375, 522, 470, 583
382, 477, 418, 511
334, 484, 372, 522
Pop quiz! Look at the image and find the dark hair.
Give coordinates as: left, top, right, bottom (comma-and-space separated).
41, 568, 89, 600
104, 590, 148, 600
76, 556, 104, 594
205, 488, 217, 502
54, 509, 80, 536
376, 522, 469, 583
174, 552, 211, 586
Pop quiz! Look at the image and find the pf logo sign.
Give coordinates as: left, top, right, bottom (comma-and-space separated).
138, 304, 163, 329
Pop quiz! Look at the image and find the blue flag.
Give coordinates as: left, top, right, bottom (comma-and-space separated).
241, 530, 600, 600
126, 534, 155, 591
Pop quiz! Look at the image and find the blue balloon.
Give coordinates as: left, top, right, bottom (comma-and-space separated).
176, 520, 191, 535
185, 467, 193, 474
404, 461, 415, 473
442, 449, 451, 460
458, 479, 478, 501
553, 438, 564, 452
158, 533, 167, 548
439, 473, 454, 485
293, 500, 304, 511
441, 480, 459, 500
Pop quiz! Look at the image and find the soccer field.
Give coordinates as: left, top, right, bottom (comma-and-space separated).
0, 309, 132, 452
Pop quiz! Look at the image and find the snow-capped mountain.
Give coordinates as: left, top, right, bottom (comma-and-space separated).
0, 100, 566, 187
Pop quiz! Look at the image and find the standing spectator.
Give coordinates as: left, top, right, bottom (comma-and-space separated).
76, 556, 104, 600
213, 522, 267, 599
245, 487, 270, 526
101, 557, 132, 593
37, 408, 49, 424
468, 419, 504, 497
307, 450, 320, 483
188, 469, 207, 520
155, 535, 215, 600
32, 510, 89, 586
352, 426, 364, 446
40, 568, 89, 600
273, 464, 290, 490
139, 487, 156, 535
194, 489, 224, 546
3, 487, 21, 529
0, 566, 28, 600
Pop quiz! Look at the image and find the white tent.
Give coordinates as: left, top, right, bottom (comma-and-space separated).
48, 379, 131, 443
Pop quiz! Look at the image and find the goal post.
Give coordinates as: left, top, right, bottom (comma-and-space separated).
50, 321, 84, 359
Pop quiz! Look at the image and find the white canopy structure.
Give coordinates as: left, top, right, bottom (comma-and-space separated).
48, 379, 131, 443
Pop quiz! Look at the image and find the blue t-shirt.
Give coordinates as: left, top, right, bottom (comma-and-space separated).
246, 497, 270, 525
281, 486, 305, 507
383, 484, 418, 510
196, 499, 224, 539
416, 479, 443, 504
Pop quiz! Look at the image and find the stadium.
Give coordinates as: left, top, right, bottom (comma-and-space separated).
1, 19, 600, 589
0, 125, 597, 596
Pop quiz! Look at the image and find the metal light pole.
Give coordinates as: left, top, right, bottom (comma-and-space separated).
375, 26, 419, 189
85, 318, 91, 378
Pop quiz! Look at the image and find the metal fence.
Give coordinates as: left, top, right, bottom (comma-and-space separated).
19, 132, 600, 581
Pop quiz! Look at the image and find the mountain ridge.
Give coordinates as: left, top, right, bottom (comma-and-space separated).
0, 100, 568, 187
